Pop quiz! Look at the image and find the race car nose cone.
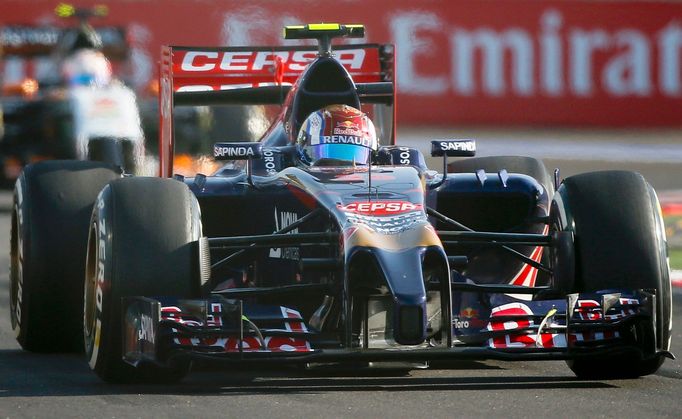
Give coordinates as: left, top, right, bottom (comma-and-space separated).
371, 248, 428, 345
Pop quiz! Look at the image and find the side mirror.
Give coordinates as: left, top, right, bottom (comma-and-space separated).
213, 142, 262, 188
213, 142, 263, 160
429, 139, 476, 190
430, 139, 476, 157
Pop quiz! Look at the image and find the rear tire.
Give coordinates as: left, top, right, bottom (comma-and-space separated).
83, 177, 203, 383
558, 171, 671, 378
9, 160, 120, 352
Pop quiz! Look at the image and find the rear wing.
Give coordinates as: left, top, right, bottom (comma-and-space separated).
159, 44, 395, 177
0, 25, 129, 59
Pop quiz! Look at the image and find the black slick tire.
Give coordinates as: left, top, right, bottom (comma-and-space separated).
9, 160, 120, 352
559, 171, 671, 378
83, 177, 203, 383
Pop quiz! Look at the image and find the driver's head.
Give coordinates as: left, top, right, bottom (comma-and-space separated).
61, 49, 112, 87
297, 104, 377, 166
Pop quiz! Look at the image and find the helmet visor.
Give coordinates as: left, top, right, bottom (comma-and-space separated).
309, 144, 371, 165
69, 73, 97, 86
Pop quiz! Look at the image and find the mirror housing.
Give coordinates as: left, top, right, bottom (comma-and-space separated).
430, 139, 476, 157
213, 142, 263, 160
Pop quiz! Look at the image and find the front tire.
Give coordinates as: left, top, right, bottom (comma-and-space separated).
84, 177, 203, 383
557, 171, 671, 378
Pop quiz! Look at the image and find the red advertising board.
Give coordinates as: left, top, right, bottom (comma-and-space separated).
1, 0, 681, 126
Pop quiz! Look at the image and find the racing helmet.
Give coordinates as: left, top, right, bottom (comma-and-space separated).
297, 104, 378, 166
61, 49, 112, 87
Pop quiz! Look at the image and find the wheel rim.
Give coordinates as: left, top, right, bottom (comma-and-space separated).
83, 221, 98, 344
9, 205, 21, 334
652, 189, 672, 351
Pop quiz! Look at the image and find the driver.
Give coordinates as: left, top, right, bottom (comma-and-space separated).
297, 104, 378, 166
61, 49, 113, 87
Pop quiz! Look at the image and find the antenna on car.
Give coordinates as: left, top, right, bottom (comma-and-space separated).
283, 23, 365, 57
54, 3, 109, 53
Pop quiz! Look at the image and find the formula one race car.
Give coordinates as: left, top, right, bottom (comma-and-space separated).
9, 23, 673, 383
0, 4, 144, 185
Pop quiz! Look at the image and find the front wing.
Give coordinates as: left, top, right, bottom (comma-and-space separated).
121, 289, 669, 368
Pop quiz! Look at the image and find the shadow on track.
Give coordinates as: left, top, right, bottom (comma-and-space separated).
0, 349, 616, 397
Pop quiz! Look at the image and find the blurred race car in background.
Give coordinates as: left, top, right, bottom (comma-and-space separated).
0, 3, 144, 185
8, 23, 673, 383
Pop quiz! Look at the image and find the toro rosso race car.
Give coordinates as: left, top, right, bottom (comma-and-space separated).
0, 4, 144, 185
9, 24, 673, 383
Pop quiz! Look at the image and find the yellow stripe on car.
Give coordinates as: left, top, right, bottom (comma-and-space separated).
308, 23, 340, 31
88, 319, 101, 369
